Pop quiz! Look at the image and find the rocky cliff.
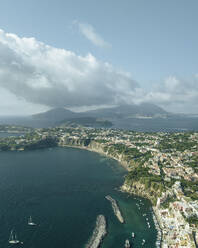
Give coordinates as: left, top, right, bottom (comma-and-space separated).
59, 137, 131, 171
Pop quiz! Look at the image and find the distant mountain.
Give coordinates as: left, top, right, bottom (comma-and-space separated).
83, 103, 168, 119
1, 104, 198, 131
32, 103, 167, 123
32, 107, 79, 122
32, 103, 168, 123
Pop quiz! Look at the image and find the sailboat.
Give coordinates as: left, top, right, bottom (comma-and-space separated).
8, 230, 20, 244
28, 216, 36, 226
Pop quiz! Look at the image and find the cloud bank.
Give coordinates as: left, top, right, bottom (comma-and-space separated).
73, 21, 111, 48
142, 76, 198, 113
0, 28, 198, 114
0, 29, 138, 110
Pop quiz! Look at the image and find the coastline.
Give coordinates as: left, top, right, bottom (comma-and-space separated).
2, 135, 195, 247
60, 143, 161, 244
60, 144, 130, 171
1, 128, 198, 247
60, 142, 197, 247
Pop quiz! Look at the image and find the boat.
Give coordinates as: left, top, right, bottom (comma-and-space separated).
124, 239, 130, 248
8, 230, 20, 244
28, 216, 36, 226
142, 239, 145, 245
131, 232, 135, 238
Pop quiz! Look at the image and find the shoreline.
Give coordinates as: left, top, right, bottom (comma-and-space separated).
0, 141, 164, 246
60, 144, 161, 243
120, 185, 163, 247
60, 144, 130, 171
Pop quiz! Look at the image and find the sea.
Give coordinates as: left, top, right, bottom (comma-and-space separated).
0, 140, 157, 247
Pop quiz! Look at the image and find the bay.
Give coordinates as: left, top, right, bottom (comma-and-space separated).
0, 147, 157, 248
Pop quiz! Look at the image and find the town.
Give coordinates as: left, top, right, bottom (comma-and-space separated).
0, 124, 198, 247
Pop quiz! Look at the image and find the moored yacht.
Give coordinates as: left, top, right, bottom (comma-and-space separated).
9, 230, 20, 244
28, 216, 37, 226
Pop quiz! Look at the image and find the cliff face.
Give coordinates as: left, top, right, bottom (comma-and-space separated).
121, 181, 159, 205
60, 137, 131, 170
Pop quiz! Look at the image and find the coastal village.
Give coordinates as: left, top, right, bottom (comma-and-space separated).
0, 124, 198, 247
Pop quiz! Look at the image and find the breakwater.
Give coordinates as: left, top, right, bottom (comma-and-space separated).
85, 215, 107, 248
105, 195, 124, 223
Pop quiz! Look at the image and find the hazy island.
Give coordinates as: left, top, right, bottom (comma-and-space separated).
0, 124, 198, 247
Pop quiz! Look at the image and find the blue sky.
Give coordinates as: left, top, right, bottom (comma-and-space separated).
0, 0, 198, 114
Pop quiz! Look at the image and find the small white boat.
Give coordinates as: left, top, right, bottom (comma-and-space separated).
142, 239, 146, 245
28, 216, 37, 226
9, 230, 20, 244
131, 232, 135, 238
125, 239, 130, 248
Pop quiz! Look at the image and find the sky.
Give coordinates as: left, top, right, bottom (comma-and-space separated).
0, 0, 198, 115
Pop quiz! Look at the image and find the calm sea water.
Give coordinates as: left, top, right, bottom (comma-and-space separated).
0, 147, 157, 248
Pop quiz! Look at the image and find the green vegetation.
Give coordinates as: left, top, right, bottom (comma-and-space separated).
24, 136, 58, 150
186, 215, 198, 227
160, 195, 175, 209
186, 155, 198, 173
107, 144, 142, 158
125, 165, 166, 203
158, 132, 197, 152
181, 179, 198, 200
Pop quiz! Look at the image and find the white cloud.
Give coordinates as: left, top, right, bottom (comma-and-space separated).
0, 28, 138, 113
74, 21, 111, 48
0, 28, 198, 115
142, 76, 198, 113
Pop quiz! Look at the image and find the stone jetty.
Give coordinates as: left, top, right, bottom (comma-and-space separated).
105, 195, 124, 223
85, 215, 107, 248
